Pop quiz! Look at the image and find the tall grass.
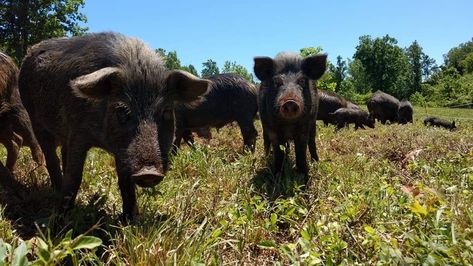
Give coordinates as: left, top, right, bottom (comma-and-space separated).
0, 107, 472, 264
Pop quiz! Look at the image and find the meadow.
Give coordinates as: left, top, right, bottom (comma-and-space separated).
0, 106, 472, 265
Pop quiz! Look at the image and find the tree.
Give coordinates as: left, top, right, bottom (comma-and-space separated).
201, 59, 219, 78
353, 35, 410, 98
156, 48, 199, 76
421, 53, 438, 81
299, 46, 336, 91
0, 0, 88, 62
329, 55, 348, 92
444, 38, 473, 75
181, 64, 199, 77
222, 61, 254, 83
405, 41, 423, 96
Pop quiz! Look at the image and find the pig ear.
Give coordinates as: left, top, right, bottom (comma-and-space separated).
166, 70, 210, 102
301, 54, 327, 80
254, 57, 274, 81
70, 67, 123, 100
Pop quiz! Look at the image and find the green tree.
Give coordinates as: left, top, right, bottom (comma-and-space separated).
0, 0, 88, 62
444, 38, 473, 75
353, 35, 410, 98
405, 40, 423, 96
329, 55, 348, 92
201, 59, 219, 78
299, 46, 336, 91
181, 64, 199, 77
156, 49, 199, 76
222, 61, 254, 83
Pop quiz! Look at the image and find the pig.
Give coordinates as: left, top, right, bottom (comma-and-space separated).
424, 116, 457, 130
398, 99, 413, 124
174, 73, 258, 151
0, 52, 44, 173
18, 32, 210, 219
329, 107, 375, 130
367, 90, 400, 124
317, 89, 348, 126
347, 101, 362, 110
254, 52, 327, 183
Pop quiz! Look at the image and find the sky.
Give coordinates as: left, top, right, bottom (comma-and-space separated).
83, 0, 473, 75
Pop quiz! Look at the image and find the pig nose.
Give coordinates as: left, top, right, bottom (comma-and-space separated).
280, 100, 301, 119
131, 166, 165, 188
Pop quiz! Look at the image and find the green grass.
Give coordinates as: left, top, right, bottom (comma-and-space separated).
1, 107, 472, 265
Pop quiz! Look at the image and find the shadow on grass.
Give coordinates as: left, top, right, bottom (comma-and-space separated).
0, 176, 170, 247
251, 156, 309, 200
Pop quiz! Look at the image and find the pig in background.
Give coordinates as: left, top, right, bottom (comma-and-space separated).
0, 52, 44, 178
174, 73, 258, 152
19, 32, 210, 219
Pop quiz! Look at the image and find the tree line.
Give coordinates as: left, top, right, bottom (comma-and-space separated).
1, 1, 471, 107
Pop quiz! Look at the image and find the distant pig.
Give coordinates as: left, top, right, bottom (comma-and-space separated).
398, 99, 413, 124
329, 108, 375, 130
174, 73, 258, 151
0, 52, 44, 173
424, 116, 457, 130
317, 89, 348, 126
19, 32, 210, 219
367, 90, 400, 124
254, 52, 327, 183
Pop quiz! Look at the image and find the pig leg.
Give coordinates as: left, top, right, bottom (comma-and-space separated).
271, 138, 286, 178
239, 120, 257, 152
182, 129, 194, 146
60, 139, 89, 211
36, 131, 63, 190
2, 128, 20, 171
10, 104, 45, 167
5, 137, 20, 171
116, 163, 137, 220
294, 134, 309, 184
308, 123, 319, 162
263, 129, 271, 155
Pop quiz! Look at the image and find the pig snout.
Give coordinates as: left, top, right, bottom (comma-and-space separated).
279, 99, 302, 119
131, 165, 164, 188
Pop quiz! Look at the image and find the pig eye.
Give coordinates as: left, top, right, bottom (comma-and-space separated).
273, 76, 283, 87
298, 77, 308, 87
116, 106, 131, 124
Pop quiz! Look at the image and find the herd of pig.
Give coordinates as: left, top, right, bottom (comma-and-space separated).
0, 32, 459, 219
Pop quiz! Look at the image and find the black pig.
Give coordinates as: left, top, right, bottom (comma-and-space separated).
19, 32, 210, 219
398, 99, 413, 124
174, 73, 258, 151
317, 89, 348, 126
367, 90, 400, 124
0, 52, 44, 174
424, 116, 457, 130
254, 52, 327, 183
329, 108, 375, 130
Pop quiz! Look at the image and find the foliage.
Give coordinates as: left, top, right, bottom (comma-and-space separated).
444, 38, 473, 75
353, 35, 411, 99
329, 56, 348, 93
201, 59, 220, 78
222, 61, 254, 83
156, 48, 199, 76
300, 46, 337, 91
0, 223, 101, 265
0, 0, 88, 62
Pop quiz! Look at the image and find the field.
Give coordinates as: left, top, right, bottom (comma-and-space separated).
1, 107, 472, 265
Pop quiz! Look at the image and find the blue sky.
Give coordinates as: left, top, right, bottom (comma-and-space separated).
83, 0, 473, 74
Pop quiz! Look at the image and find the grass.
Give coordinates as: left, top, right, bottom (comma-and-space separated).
0, 106, 472, 265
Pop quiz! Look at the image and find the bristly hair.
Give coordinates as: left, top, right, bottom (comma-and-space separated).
273, 52, 303, 74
